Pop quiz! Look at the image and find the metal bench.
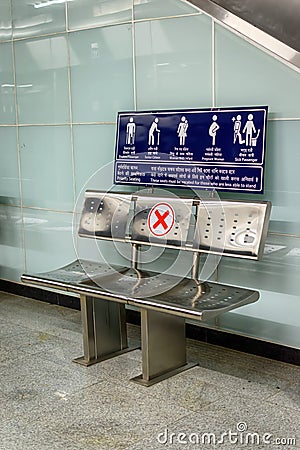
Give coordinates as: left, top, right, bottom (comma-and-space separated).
22, 190, 271, 386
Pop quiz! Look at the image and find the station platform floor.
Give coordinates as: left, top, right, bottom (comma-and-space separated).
0, 291, 299, 450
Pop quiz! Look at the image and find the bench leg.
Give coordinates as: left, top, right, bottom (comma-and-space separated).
131, 309, 197, 386
73, 295, 138, 366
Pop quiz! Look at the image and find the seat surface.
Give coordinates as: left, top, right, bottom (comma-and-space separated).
22, 260, 259, 321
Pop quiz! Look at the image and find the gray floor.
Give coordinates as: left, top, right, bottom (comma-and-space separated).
0, 292, 299, 450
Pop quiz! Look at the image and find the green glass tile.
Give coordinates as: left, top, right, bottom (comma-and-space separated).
134, 0, 197, 20
69, 25, 134, 123
215, 25, 300, 119
0, 205, 24, 281
15, 35, 70, 124
72, 123, 116, 198
0, 1, 12, 41
23, 209, 76, 273
0, 127, 19, 205
19, 126, 74, 210
135, 15, 213, 110
12, 0, 66, 39
0, 42, 16, 124
68, 0, 132, 31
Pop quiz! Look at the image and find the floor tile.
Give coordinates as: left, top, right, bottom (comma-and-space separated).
187, 338, 296, 392
267, 383, 300, 412
0, 330, 77, 359
0, 418, 84, 450
127, 395, 300, 449
0, 293, 299, 450
136, 364, 284, 413
0, 294, 82, 342
39, 379, 191, 450
0, 352, 100, 405
0, 321, 32, 339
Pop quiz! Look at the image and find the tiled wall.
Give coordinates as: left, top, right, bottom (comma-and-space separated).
1, 0, 299, 346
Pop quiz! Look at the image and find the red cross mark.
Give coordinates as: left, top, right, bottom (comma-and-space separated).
153, 209, 169, 230
148, 202, 175, 237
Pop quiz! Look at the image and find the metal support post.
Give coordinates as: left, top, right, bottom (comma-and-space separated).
191, 252, 201, 280
73, 295, 138, 366
131, 309, 197, 386
131, 243, 140, 270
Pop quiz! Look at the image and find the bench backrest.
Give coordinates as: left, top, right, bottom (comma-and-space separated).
79, 190, 271, 260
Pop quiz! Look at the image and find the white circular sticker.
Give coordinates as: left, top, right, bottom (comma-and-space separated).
148, 202, 175, 237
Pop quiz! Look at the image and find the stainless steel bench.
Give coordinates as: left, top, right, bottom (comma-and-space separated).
22, 191, 271, 386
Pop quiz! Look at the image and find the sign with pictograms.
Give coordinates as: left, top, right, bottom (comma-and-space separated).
114, 106, 268, 193
148, 203, 175, 237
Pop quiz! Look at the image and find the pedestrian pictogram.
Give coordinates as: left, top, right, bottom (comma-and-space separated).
148, 203, 175, 237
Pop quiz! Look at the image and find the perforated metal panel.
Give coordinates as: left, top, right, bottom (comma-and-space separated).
22, 261, 259, 321
193, 200, 271, 259
131, 195, 193, 246
78, 191, 270, 260
131, 276, 259, 321
79, 191, 131, 240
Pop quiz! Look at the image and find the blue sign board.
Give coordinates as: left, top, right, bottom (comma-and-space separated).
114, 106, 268, 193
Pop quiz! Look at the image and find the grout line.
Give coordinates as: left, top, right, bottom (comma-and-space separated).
65, 0, 69, 32
9, 13, 202, 44
0, 204, 73, 214
10, 19, 135, 44
268, 231, 300, 239
21, 206, 75, 214
9, 122, 117, 127
133, 12, 202, 23
65, 9, 77, 216
13, 30, 67, 43
268, 117, 300, 121
0, 203, 22, 209
1, 118, 299, 128
0, 38, 13, 44
66, 19, 133, 35
131, 0, 137, 111
10, 2, 27, 274
72, 121, 116, 125
71, 121, 116, 125
15, 122, 117, 127
17, 123, 70, 127
212, 19, 215, 107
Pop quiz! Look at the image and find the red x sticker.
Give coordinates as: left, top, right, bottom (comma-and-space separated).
148, 203, 175, 236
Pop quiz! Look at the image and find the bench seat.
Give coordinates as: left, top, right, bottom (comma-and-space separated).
22, 259, 258, 322
22, 191, 271, 385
